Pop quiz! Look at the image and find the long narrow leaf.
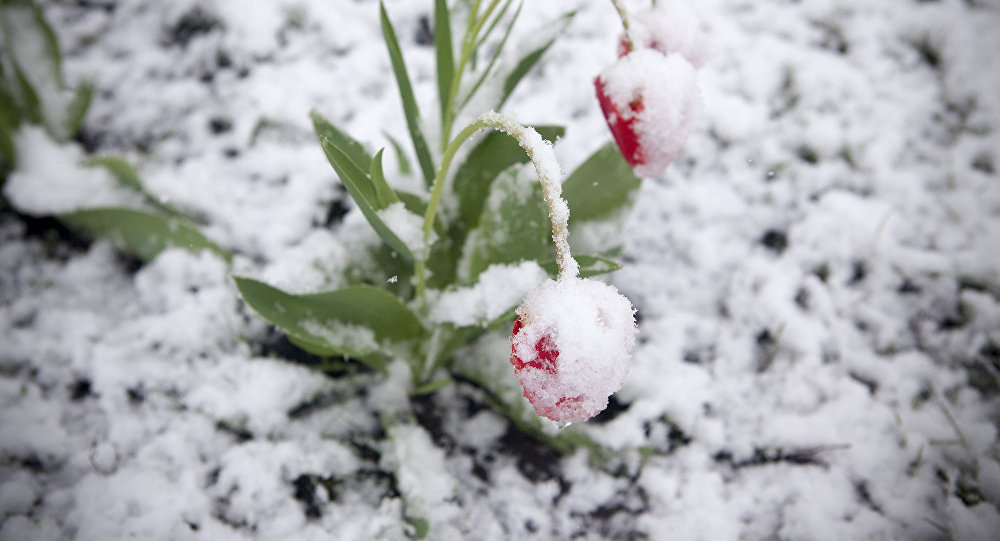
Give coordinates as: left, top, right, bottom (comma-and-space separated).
0, 62, 19, 122
65, 81, 93, 139
496, 10, 575, 109
87, 155, 186, 218
0, 0, 70, 138
317, 136, 414, 261
434, 0, 454, 129
60, 207, 231, 262
497, 40, 553, 110
380, 1, 435, 186
233, 277, 425, 360
309, 109, 372, 172
475, 0, 517, 51
369, 149, 401, 209
383, 131, 412, 175
460, 0, 523, 111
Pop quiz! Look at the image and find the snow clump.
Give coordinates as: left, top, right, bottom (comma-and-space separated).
619, 0, 709, 68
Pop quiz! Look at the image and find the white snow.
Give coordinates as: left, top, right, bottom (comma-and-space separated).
430, 260, 548, 328
622, 0, 710, 69
3, 127, 143, 215
376, 201, 433, 259
1, 0, 999, 539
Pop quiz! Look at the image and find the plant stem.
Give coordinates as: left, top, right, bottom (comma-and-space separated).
416, 120, 483, 309
609, 0, 635, 53
476, 112, 578, 281
417, 111, 579, 310
441, 0, 503, 148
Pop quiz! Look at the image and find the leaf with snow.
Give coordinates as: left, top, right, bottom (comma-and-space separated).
312, 111, 414, 261
234, 277, 425, 369
430, 260, 549, 328
456, 164, 550, 283
60, 207, 230, 263
451, 125, 564, 233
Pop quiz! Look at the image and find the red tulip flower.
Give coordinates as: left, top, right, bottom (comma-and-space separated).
594, 49, 700, 177
510, 277, 637, 424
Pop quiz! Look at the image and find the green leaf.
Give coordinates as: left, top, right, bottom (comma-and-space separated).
452, 124, 563, 231
233, 277, 424, 362
309, 109, 372, 172
539, 254, 622, 279
380, 1, 435, 186
0, 62, 23, 128
498, 41, 552, 109
563, 142, 642, 223
409, 516, 430, 539
460, 0, 522, 111
0, 0, 71, 139
9, 57, 43, 126
457, 164, 550, 283
395, 190, 445, 237
313, 115, 414, 261
434, 0, 454, 128
60, 207, 231, 262
65, 80, 93, 139
86, 155, 144, 192
413, 378, 452, 395
0, 68, 17, 177
86, 155, 185, 218
395, 190, 426, 217
369, 148, 401, 209
383, 131, 412, 175
496, 10, 575, 109
0, 128, 15, 184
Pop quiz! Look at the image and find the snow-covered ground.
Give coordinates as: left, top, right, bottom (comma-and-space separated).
2, 0, 1000, 539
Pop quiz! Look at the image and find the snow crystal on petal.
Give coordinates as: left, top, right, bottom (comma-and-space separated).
511, 277, 638, 423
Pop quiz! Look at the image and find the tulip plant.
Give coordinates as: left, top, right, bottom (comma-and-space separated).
236, 0, 706, 436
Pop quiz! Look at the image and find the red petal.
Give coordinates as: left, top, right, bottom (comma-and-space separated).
510, 316, 559, 374
594, 76, 645, 169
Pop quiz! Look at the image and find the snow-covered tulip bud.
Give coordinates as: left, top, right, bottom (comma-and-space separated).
594, 49, 700, 178
510, 277, 638, 424
616, 1, 708, 69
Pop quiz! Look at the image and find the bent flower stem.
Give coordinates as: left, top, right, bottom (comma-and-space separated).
418, 111, 579, 308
